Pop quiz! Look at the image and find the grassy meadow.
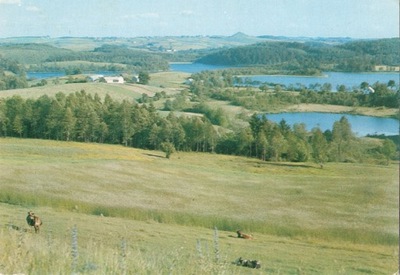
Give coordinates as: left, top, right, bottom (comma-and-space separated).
0, 72, 187, 102
0, 138, 398, 274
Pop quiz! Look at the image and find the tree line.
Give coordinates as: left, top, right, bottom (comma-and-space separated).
188, 70, 399, 109
0, 91, 396, 164
0, 43, 169, 74
196, 38, 400, 73
0, 56, 28, 90
0, 91, 217, 153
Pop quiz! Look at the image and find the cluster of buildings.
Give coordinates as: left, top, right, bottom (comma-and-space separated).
373, 65, 400, 72
88, 74, 140, 84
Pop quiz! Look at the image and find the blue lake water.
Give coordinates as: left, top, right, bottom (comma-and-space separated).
169, 63, 399, 90
169, 62, 233, 73
246, 72, 399, 90
264, 112, 399, 136
27, 72, 66, 79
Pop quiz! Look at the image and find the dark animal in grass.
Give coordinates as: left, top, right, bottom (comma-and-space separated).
237, 230, 253, 239
234, 257, 261, 269
26, 211, 42, 233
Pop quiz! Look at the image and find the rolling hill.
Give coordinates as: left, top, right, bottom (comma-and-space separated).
0, 138, 398, 273
195, 38, 400, 72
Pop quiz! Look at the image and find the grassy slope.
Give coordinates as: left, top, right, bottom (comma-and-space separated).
0, 82, 180, 101
0, 71, 187, 101
0, 138, 398, 274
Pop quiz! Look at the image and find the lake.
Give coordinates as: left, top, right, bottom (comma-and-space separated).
170, 63, 399, 90
264, 112, 399, 136
245, 72, 399, 90
27, 72, 66, 79
28, 64, 398, 91
169, 62, 233, 73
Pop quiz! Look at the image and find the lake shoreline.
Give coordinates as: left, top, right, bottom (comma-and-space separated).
270, 103, 399, 119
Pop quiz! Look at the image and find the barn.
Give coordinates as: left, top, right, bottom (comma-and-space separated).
103, 76, 125, 84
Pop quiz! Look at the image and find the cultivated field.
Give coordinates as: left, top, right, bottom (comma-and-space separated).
0, 138, 398, 274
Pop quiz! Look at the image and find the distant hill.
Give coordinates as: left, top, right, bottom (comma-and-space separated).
0, 34, 358, 52
257, 35, 355, 44
195, 38, 400, 72
0, 43, 72, 64
0, 43, 169, 72
2, 35, 391, 72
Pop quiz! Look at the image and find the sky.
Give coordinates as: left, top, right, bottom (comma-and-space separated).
0, 0, 398, 38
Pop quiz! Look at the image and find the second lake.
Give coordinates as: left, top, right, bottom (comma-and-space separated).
264, 112, 399, 137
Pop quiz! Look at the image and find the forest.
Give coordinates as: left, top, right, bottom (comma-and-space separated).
0, 91, 396, 164
196, 38, 400, 73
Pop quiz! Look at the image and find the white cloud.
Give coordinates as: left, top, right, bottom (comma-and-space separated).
0, 0, 22, 5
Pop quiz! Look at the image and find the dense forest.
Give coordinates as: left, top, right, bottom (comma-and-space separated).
196, 38, 400, 73
0, 92, 396, 164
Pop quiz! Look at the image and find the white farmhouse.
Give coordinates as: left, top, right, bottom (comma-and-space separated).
103, 76, 125, 84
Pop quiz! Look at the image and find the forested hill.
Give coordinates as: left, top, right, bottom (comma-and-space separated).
195, 38, 400, 73
0, 43, 169, 72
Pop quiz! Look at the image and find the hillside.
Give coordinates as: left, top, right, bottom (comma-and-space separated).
195, 38, 400, 72
0, 138, 398, 273
1, 36, 395, 75
0, 33, 346, 52
0, 43, 169, 72
0, 72, 188, 101
0, 34, 362, 68
0, 43, 73, 64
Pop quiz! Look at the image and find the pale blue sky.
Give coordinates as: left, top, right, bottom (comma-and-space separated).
0, 0, 398, 38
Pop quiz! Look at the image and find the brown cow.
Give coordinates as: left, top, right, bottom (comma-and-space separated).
26, 211, 42, 233
237, 230, 253, 239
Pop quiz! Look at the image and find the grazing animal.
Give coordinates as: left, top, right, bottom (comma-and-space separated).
237, 230, 253, 239
26, 211, 42, 233
234, 257, 261, 269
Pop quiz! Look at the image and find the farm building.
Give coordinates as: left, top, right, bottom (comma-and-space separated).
103, 76, 125, 84
374, 65, 400, 72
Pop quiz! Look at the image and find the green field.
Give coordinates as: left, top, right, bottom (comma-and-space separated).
0, 138, 398, 274
0, 81, 182, 101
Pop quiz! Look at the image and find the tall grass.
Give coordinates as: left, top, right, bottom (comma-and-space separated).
0, 187, 397, 246
1, 203, 398, 274
0, 226, 234, 274
0, 138, 398, 273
